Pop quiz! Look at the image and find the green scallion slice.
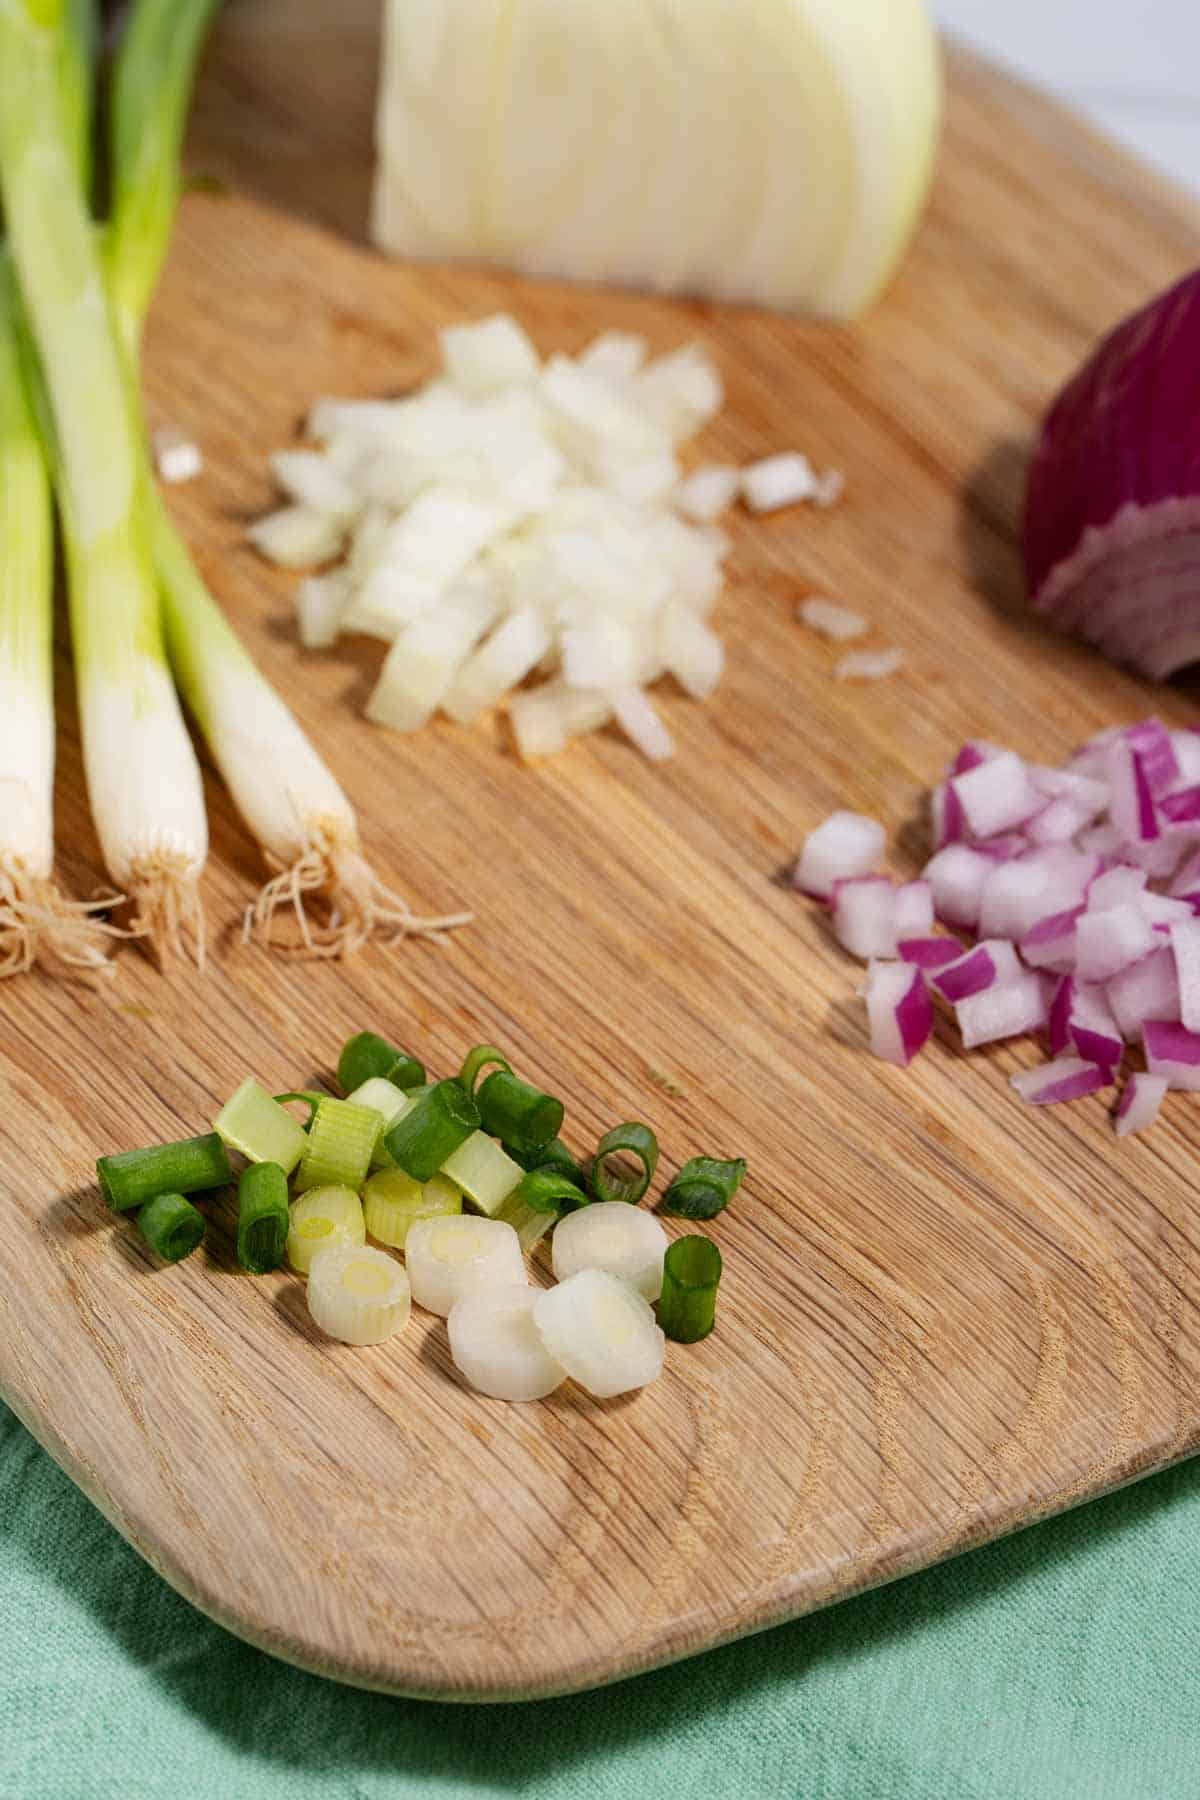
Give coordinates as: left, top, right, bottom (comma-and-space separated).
236, 1162, 289, 1275
508, 1136, 585, 1186
293, 1098, 380, 1194
273, 1092, 323, 1131
459, 1043, 513, 1096
97, 1133, 232, 1214
383, 1079, 479, 1183
590, 1122, 658, 1205
135, 1192, 205, 1264
516, 1169, 589, 1217
493, 1193, 556, 1256
214, 1078, 307, 1175
337, 1031, 425, 1095
657, 1236, 722, 1342
660, 1156, 746, 1220
476, 1071, 563, 1157
440, 1131, 523, 1216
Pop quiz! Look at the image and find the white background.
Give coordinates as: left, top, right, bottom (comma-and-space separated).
935, 0, 1200, 193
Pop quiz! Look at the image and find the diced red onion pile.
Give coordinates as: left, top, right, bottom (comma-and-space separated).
793, 719, 1200, 1137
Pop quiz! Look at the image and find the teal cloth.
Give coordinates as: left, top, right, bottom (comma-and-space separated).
2, 1402, 1196, 1800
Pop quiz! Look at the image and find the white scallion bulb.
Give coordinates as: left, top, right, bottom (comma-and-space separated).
286, 1185, 365, 1276
404, 1215, 525, 1317
551, 1201, 669, 1301
447, 1284, 567, 1401
307, 1244, 411, 1345
533, 1269, 665, 1399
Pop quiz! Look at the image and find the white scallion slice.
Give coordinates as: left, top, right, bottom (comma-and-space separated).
286, 1186, 366, 1276
551, 1201, 670, 1302
448, 1284, 567, 1401
532, 1269, 665, 1399
363, 1167, 461, 1248
307, 1244, 411, 1345
404, 1215, 526, 1317
440, 1132, 524, 1217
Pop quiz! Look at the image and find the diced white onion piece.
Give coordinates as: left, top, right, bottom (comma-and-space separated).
404, 1215, 526, 1316
561, 617, 641, 692
659, 602, 724, 701
795, 811, 884, 899
956, 974, 1046, 1048
1010, 1057, 1110, 1106
834, 648, 905, 681
628, 346, 723, 443
741, 452, 817, 514
540, 355, 667, 478
862, 959, 932, 1065
271, 450, 360, 521
951, 751, 1040, 839
448, 1284, 567, 1402
295, 574, 348, 650
248, 504, 345, 569
1115, 1073, 1168, 1137
799, 597, 868, 641
152, 424, 202, 485
439, 314, 540, 397
576, 331, 648, 386
307, 1244, 411, 1345
510, 684, 611, 760
442, 607, 552, 726
287, 1186, 366, 1277
343, 490, 513, 639
532, 1269, 665, 1399
552, 1201, 669, 1301
440, 1132, 524, 1216
366, 582, 498, 732
675, 464, 740, 524
611, 687, 675, 763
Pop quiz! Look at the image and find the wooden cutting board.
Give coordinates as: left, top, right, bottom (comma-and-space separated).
3, 2, 1200, 1702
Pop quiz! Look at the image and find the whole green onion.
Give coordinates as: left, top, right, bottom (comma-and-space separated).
590, 1122, 658, 1205
236, 1162, 289, 1275
459, 1043, 512, 1096
336, 1031, 425, 1095
135, 1191, 205, 1264
477, 1071, 563, 1157
383, 1079, 479, 1183
97, 1133, 231, 1214
516, 1169, 589, 1217
657, 1236, 722, 1342
660, 1156, 746, 1220
508, 1136, 585, 1186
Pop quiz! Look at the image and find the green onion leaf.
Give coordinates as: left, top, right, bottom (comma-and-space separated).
383, 1079, 480, 1183
516, 1169, 590, 1217
214, 1077, 307, 1174
273, 1091, 323, 1132
294, 1098, 380, 1194
236, 1162, 289, 1275
657, 1236, 722, 1342
459, 1043, 512, 1096
507, 1136, 585, 1186
590, 1122, 658, 1205
477, 1071, 563, 1157
97, 1133, 231, 1214
336, 1031, 425, 1095
135, 1191, 205, 1264
660, 1156, 746, 1220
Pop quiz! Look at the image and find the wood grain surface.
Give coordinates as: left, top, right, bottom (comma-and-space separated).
3, 2, 1200, 1701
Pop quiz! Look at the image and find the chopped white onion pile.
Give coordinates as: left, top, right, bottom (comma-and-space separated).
795, 718, 1200, 1136
251, 314, 843, 761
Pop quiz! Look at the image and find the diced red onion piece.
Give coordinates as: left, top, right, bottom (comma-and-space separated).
1107, 745, 1160, 843
894, 881, 933, 940
1159, 787, 1200, 825
1169, 732, 1200, 791
1025, 795, 1095, 846
924, 845, 994, 929
955, 974, 1046, 1049
950, 751, 1040, 839
898, 937, 963, 970
1144, 1019, 1200, 1090
1029, 764, 1110, 815
1078, 823, 1119, 856
1169, 849, 1200, 899
795, 811, 885, 899
1139, 892, 1194, 928
1169, 919, 1200, 1033
1123, 720, 1179, 794
931, 783, 965, 849
932, 942, 1014, 1003
1074, 905, 1157, 983
832, 877, 898, 960
1105, 945, 1182, 1041
1010, 1056, 1111, 1106
950, 741, 1004, 777
1087, 865, 1147, 911
1069, 985, 1123, 1068
1114, 1072, 1168, 1138
1020, 906, 1084, 972
863, 961, 932, 1066
974, 833, 1033, 861
1048, 975, 1074, 1055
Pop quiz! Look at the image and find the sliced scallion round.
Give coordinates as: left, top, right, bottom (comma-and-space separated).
236, 1162, 289, 1275
476, 1071, 563, 1156
516, 1169, 589, 1217
383, 1079, 480, 1183
459, 1043, 512, 1096
97, 1133, 231, 1214
590, 1122, 658, 1205
508, 1136, 585, 1186
214, 1077, 307, 1174
660, 1156, 746, 1220
136, 1192, 205, 1264
293, 1097, 380, 1194
337, 1031, 425, 1095
657, 1236, 723, 1342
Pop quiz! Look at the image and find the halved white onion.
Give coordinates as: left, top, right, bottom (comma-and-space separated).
447, 1284, 567, 1401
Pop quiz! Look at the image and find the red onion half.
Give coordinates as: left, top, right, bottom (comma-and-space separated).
1024, 269, 1200, 679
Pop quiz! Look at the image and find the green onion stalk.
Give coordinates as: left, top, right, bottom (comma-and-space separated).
0, 0, 209, 962
103, 0, 470, 956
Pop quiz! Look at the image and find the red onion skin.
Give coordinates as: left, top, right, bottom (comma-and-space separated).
1024, 268, 1200, 678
